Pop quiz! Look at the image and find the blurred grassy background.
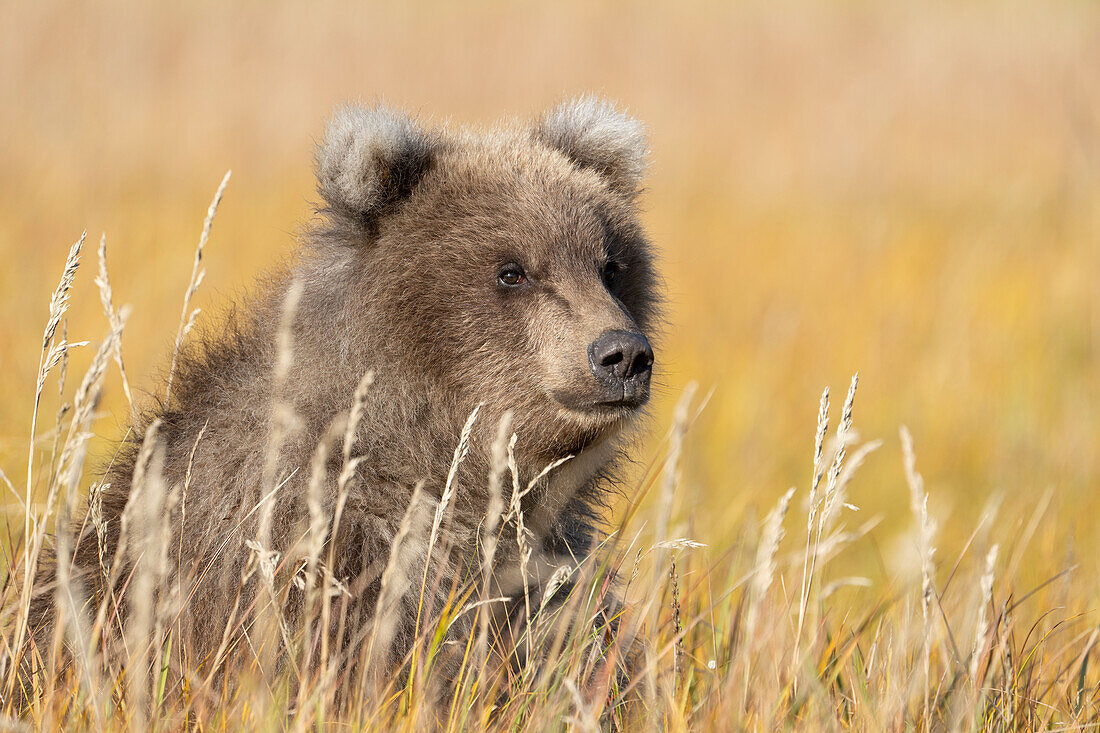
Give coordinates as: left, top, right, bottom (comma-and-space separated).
2, 1, 1098, 585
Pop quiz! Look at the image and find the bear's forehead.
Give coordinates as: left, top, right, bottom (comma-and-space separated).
420, 138, 632, 239
436, 137, 604, 194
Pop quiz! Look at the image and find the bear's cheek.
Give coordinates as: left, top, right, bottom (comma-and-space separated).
524, 298, 598, 404
425, 292, 538, 398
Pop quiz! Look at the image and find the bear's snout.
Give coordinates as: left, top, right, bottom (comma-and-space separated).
588, 329, 654, 406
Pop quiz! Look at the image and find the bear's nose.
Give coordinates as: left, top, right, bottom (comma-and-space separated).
589, 330, 654, 386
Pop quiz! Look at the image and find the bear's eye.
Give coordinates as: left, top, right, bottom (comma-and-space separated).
497, 264, 527, 288
602, 261, 621, 287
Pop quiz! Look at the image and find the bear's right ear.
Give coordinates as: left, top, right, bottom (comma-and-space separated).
315, 104, 438, 229
533, 96, 648, 196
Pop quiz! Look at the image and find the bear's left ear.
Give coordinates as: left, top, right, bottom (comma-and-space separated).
533, 96, 648, 196
316, 104, 438, 230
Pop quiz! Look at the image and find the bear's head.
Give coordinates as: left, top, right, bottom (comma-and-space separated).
310, 97, 660, 461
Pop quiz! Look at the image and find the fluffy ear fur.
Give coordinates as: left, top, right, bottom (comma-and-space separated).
316, 104, 438, 228
533, 96, 648, 195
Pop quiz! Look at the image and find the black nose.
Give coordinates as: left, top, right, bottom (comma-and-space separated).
589, 330, 654, 385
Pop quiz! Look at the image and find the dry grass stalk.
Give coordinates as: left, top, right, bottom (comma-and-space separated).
302, 417, 343, 594
645, 383, 696, 707
900, 425, 938, 730
477, 411, 513, 679
249, 276, 303, 697
296, 414, 346, 687
93, 233, 134, 416
87, 481, 109, 587
742, 487, 795, 676
27, 233, 86, 522
669, 552, 683, 691
412, 402, 483, 656
341, 370, 375, 465
794, 374, 858, 679
46, 319, 71, 488
165, 171, 231, 405
307, 370, 374, 700
970, 543, 998, 683
428, 403, 483, 562
505, 432, 534, 664
366, 481, 427, 680
122, 421, 166, 731
6, 232, 87, 699
48, 319, 122, 728
794, 386, 830, 662
818, 374, 859, 532
257, 278, 303, 547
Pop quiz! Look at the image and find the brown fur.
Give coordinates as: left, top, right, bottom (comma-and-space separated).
36, 96, 661, 703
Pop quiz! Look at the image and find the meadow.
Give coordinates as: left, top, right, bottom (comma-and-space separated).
1, 1, 1099, 729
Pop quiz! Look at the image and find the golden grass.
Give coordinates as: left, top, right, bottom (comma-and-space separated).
2, 0, 1100, 729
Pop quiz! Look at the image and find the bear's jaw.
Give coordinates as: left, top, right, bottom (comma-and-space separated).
548, 401, 639, 457
551, 395, 643, 429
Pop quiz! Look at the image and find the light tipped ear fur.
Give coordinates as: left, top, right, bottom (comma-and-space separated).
533, 96, 648, 195
316, 104, 438, 228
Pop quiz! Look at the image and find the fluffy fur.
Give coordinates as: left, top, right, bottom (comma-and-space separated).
316, 104, 439, 230
36, 96, 661, 703
533, 95, 648, 195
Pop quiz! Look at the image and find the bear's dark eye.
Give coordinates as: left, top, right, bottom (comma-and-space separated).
497, 264, 527, 288
602, 261, 621, 287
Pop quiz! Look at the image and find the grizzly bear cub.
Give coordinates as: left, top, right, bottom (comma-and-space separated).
45, 96, 660, 701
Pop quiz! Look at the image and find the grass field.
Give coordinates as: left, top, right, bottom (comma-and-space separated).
2, 1, 1100, 729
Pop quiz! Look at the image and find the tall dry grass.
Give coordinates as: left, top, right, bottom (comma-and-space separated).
0, 185, 1097, 731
